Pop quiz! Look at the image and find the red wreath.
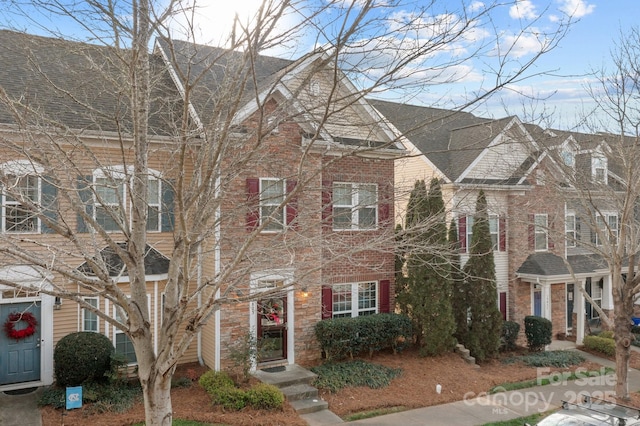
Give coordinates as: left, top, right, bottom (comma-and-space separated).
3, 312, 38, 340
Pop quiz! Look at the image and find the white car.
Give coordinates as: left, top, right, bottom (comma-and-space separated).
532, 398, 640, 426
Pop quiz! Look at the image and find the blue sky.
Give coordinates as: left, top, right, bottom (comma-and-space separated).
0, 0, 637, 131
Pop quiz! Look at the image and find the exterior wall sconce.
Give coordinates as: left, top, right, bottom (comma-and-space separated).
54, 296, 62, 310
301, 286, 309, 298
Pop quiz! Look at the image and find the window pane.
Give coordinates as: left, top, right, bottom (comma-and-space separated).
147, 206, 159, 231
5, 205, 37, 232
96, 205, 122, 231
358, 282, 376, 313
147, 179, 159, 204
358, 207, 376, 228
333, 207, 352, 229
535, 233, 547, 251
83, 298, 98, 332
261, 205, 284, 230
115, 333, 137, 364
333, 184, 352, 206
332, 284, 352, 316
262, 180, 284, 204
359, 185, 376, 206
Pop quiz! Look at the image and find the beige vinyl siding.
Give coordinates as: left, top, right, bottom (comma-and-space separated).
394, 151, 439, 227
464, 130, 532, 181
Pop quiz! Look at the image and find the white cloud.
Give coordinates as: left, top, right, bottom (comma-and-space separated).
497, 28, 548, 58
509, 0, 538, 20
467, 1, 485, 13
557, 0, 596, 18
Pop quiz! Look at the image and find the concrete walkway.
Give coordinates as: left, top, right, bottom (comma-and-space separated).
0, 387, 42, 426
343, 341, 640, 426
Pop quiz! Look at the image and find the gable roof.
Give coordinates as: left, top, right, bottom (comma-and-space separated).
370, 99, 530, 182
0, 30, 184, 136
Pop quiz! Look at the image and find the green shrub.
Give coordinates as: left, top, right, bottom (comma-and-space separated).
245, 383, 285, 410
39, 381, 141, 412
501, 321, 520, 351
198, 370, 234, 395
315, 314, 412, 361
598, 330, 615, 340
216, 387, 247, 410
54, 332, 115, 386
583, 335, 616, 356
524, 316, 552, 352
509, 350, 585, 368
311, 360, 402, 393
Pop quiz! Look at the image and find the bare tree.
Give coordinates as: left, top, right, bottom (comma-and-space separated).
0, 1, 575, 424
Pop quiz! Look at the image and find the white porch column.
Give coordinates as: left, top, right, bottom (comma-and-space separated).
576, 279, 586, 345
542, 283, 552, 320
601, 274, 613, 311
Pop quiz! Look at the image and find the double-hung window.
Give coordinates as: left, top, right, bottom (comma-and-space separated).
260, 178, 285, 231
565, 214, 576, 248
94, 175, 124, 232
594, 213, 618, 246
332, 282, 377, 318
333, 183, 377, 230
489, 215, 500, 250
146, 178, 161, 232
592, 154, 607, 184
534, 214, 548, 251
4, 174, 39, 232
82, 297, 99, 332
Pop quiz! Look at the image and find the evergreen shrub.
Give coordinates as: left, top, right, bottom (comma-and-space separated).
54, 332, 115, 386
524, 316, 552, 352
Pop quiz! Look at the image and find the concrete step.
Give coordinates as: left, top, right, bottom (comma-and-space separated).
253, 364, 318, 388
281, 383, 319, 401
290, 397, 329, 414
300, 408, 345, 425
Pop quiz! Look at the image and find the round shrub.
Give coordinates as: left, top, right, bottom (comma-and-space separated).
245, 383, 285, 410
54, 332, 114, 386
198, 370, 234, 395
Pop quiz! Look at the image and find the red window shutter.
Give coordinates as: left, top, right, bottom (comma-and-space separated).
322, 181, 332, 231
378, 204, 390, 225
321, 286, 333, 319
499, 292, 507, 320
528, 214, 535, 250
458, 216, 467, 253
246, 178, 260, 231
379, 280, 390, 313
286, 180, 298, 229
499, 215, 507, 252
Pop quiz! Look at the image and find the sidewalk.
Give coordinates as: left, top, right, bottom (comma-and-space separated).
343, 341, 640, 426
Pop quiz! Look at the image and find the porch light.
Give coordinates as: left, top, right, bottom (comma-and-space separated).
54, 296, 62, 310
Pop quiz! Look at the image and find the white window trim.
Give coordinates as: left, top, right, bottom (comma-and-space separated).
534, 214, 548, 252
112, 295, 151, 365
595, 212, 618, 246
1, 160, 46, 234
332, 281, 378, 318
565, 213, 576, 248
259, 178, 287, 232
466, 214, 502, 252
93, 166, 165, 233
2, 174, 41, 233
332, 182, 378, 231
592, 154, 608, 184
81, 296, 99, 332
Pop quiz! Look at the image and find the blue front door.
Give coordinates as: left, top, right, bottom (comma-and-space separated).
0, 302, 41, 385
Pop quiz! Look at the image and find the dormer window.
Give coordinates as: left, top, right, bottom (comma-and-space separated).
560, 146, 575, 169
592, 154, 607, 184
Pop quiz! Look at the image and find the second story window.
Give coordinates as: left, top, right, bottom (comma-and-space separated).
592, 154, 607, 184
260, 178, 285, 231
534, 214, 548, 251
594, 213, 618, 246
333, 183, 377, 231
94, 176, 125, 232
4, 174, 39, 232
565, 214, 576, 248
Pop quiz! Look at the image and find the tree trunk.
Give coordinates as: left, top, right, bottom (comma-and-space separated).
613, 292, 633, 399
141, 369, 173, 425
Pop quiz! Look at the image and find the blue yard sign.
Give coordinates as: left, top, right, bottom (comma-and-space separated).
65, 386, 82, 410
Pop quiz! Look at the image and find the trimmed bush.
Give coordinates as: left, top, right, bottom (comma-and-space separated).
245, 383, 285, 410
583, 335, 616, 356
216, 387, 247, 410
315, 313, 412, 361
524, 316, 552, 352
598, 330, 615, 340
198, 370, 234, 394
501, 321, 520, 351
54, 332, 115, 386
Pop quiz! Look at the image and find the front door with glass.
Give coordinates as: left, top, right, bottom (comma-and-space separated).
257, 296, 287, 362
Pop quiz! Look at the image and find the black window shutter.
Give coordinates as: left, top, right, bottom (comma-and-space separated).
161, 179, 175, 232
321, 286, 333, 319
41, 176, 58, 234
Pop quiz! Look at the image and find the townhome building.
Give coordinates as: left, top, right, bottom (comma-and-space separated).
371, 99, 627, 346
0, 30, 402, 390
